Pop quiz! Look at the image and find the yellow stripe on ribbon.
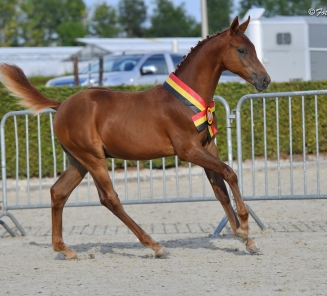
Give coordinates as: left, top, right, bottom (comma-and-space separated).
163, 73, 217, 138
165, 76, 205, 111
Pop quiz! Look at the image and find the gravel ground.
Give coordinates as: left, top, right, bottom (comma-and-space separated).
1, 161, 327, 295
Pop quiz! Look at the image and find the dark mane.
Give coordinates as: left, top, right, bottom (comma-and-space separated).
175, 28, 229, 73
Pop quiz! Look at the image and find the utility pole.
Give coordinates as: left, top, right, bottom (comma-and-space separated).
201, 0, 209, 39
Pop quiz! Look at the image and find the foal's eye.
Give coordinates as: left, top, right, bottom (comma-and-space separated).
237, 48, 245, 54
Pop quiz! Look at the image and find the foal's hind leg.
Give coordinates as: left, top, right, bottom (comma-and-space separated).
50, 156, 87, 259
71, 152, 166, 258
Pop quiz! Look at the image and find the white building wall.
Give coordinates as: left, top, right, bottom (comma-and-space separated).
0, 47, 82, 77
261, 21, 307, 82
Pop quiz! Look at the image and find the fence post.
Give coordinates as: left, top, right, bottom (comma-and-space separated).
0, 113, 26, 236
211, 96, 235, 237
73, 55, 79, 86
99, 56, 103, 86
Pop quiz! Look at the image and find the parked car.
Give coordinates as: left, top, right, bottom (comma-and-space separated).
45, 52, 244, 87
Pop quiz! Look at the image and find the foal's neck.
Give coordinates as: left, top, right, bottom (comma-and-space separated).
175, 34, 226, 105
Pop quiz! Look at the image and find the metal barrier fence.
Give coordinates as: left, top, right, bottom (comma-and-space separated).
0, 96, 234, 236
236, 90, 327, 201
212, 90, 327, 237
2, 90, 327, 237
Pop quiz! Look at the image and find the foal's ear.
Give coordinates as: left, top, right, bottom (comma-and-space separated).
229, 16, 239, 35
238, 16, 250, 33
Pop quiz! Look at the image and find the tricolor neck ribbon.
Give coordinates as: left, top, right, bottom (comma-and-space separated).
163, 73, 217, 138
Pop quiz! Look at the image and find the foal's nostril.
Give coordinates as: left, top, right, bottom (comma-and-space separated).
262, 77, 269, 87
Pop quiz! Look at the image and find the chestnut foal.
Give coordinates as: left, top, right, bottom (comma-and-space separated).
0, 16, 270, 259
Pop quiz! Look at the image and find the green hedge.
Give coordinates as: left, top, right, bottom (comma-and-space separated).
1, 80, 327, 178
28, 76, 56, 87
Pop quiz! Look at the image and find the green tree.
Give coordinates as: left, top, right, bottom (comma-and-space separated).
207, 0, 233, 34
118, 0, 147, 37
0, 0, 21, 46
19, 0, 86, 46
239, 0, 327, 17
57, 21, 87, 46
89, 2, 120, 37
145, 0, 201, 37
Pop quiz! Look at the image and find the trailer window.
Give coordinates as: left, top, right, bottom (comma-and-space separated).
277, 33, 291, 45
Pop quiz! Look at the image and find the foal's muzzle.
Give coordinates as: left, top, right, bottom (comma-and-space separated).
253, 73, 271, 92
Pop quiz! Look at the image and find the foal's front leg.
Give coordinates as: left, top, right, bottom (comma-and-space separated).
204, 169, 258, 252
180, 142, 259, 253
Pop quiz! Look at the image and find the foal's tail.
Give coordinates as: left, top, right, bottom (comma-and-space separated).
0, 63, 61, 114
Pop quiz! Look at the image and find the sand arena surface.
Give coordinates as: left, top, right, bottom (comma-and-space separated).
1, 162, 327, 295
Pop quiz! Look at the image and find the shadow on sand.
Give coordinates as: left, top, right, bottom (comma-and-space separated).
28, 233, 259, 260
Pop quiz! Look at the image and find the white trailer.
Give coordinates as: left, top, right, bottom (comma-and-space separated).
243, 8, 327, 82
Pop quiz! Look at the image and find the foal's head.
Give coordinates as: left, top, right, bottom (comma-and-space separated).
222, 16, 270, 92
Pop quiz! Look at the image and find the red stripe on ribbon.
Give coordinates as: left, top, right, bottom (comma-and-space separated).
192, 109, 206, 121
210, 125, 217, 135
169, 73, 207, 108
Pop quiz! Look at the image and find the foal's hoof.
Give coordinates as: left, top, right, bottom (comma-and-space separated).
246, 239, 261, 254
155, 247, 167, 258
66, 251, 78, 260
61, 248, 78, 260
